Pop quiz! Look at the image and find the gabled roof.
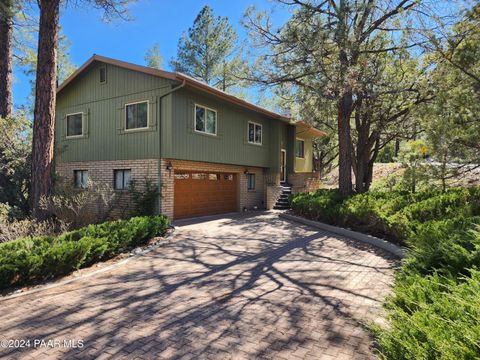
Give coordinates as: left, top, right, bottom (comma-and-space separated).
57, 54, 326, 136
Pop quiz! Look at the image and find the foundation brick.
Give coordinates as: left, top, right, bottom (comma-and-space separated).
56, 158, 319, 219
55, 159, 160, 218
289, 172, 321, 194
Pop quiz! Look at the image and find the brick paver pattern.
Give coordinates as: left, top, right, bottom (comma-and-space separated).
0, 213, 398, 360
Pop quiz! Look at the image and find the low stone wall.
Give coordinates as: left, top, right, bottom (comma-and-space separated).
288, 172, 321, 194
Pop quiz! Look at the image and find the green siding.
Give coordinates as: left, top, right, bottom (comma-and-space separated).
286, 126, 296, 176
165, 88, 289, 169
55, 62, 174, 162
55, 61, 296, 172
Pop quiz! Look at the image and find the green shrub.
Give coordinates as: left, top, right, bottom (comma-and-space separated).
404, 218, 480, 277
399, 188, 479, 223
291, 186, 480, 358
290, 189, 344, 223
128, 178, 160, 216
0, 215, 169, 289
374, 270, 480, 359
290, 186, 480, 245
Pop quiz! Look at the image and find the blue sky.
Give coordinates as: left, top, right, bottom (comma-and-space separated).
13, 0, 291, 109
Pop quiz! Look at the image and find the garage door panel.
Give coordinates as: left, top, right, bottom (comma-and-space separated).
174, 171, 238, 219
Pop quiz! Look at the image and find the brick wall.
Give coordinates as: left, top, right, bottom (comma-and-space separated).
56, 158, 319, 219
266, 185, 284, 210
289, 172, 321, 194
160, 159, 266, 219
55, 159, 159, 218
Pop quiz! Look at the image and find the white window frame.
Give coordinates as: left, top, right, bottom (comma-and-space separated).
295, 138, 305, 158
194, 104, 217, 136
66, 112, 84, 139
125, 100, 149, 132
247, 121, 263, 145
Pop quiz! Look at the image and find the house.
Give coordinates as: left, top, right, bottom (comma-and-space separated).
54, 55, 326, 219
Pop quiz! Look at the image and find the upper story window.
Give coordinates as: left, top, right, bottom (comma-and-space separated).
114, 169, 131, 190
74, 170, 89, 189
66, 112, 83, 138
125, 101, 148, 130
99, 66, 107, 83
295, 138, 305, 158
248, 122, 262, 145
195, 104, 217, 135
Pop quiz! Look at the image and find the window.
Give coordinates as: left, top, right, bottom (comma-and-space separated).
114, 169, 131, 190
248, 122, 262, 145
125, 101, 148, 130
66, 113, 83, 137
192, 173, 207, 180
247, 173, 255, 190
99, 66, 106, 83
296, 139, 305, 158
74, 170, 88, 189
195, 104, 217, 135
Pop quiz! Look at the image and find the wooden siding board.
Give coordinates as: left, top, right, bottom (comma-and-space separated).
286, 125, 296, 176
55, 60, 297, 171
55, 62, 174, 162
169, 88, 285, 169
294, 131, 314, 173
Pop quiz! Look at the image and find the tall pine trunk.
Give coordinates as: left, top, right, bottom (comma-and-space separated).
30, 0, 60, 218
0, 0, 13, 118
337, 91, 353, 197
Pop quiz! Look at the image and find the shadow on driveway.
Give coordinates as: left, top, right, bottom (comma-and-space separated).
0, 212, 398, 360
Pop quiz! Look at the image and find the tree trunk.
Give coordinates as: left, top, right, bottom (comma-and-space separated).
353, 105, 369, 193
365, 139, 381, 191
394, 138, 400, 158
0, 0, 13, 118
337, 91, 353, 196
30, 0, 60, 218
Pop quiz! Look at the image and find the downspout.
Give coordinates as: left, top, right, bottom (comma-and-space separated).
157, 79, 186, 215
159, 78, 186, 99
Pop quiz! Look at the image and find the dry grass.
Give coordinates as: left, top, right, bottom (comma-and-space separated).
0, 216, 69, 243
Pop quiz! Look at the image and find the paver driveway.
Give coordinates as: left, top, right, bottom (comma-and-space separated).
0, 212, 398, 360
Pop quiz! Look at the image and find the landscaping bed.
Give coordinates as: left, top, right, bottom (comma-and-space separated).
290, 187, 480, 359
0, 215, 170, 291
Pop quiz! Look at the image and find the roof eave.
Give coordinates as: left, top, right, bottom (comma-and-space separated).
174, 74, 291, 122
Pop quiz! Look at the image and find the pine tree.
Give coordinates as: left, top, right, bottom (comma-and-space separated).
0, 0, 15, 118
244, 0, 425, 196
30, 0, 134, 218
171, 5, 242, 92
144, 43, 164, 69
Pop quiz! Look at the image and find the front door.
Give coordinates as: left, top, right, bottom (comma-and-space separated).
280, 149, 286, 183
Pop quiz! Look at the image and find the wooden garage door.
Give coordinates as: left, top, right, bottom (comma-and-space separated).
174, 171, 238, 219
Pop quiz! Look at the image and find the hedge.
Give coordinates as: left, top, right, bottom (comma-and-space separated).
0, 215, 170, 290
290, 187, 480, 244
290, 186, 480, 359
